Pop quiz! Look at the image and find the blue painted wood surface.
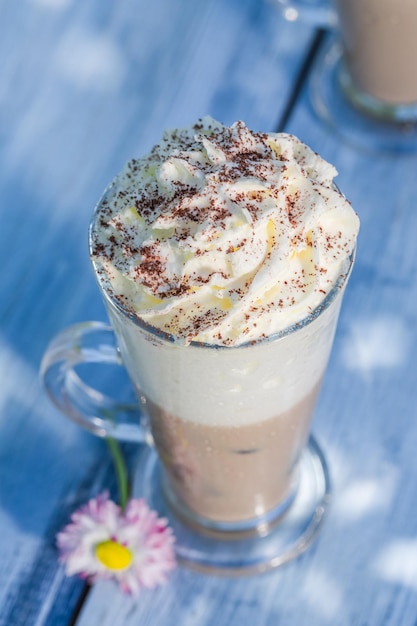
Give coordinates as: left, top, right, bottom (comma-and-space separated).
1, 0, 417, 624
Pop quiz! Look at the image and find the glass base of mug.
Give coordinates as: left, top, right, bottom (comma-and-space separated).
132, 435, 331, 576
310, 38, 417, 154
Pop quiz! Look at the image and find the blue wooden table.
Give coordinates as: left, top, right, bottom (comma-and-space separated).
1, 1, 417, 624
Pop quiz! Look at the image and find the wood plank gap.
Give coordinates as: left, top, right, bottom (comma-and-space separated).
69, 585, 92, 626
275, 28, 326, 133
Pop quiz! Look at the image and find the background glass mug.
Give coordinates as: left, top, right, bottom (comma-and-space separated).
41, 184, 355, 574
273, 0, 417, 124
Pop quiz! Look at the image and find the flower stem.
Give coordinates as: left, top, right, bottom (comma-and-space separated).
106, 438, 129, 511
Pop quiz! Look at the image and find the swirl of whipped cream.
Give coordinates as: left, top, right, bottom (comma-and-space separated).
90, 117, 359, 345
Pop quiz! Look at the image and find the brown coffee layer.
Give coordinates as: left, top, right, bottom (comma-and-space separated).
144, 383, 321, 523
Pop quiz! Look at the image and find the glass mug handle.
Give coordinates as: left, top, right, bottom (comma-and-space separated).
40, 321, 149, 444
271, 0, 337, 28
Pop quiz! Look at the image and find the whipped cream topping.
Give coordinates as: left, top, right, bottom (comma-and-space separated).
90, 117, 359, 345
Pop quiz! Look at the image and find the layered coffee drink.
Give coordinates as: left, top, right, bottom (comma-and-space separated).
336, 0, 417, 107
90, 118, 359, 525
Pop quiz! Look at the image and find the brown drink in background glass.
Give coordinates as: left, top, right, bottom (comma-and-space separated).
335, 0, 417, 118
276, 0, 417, 152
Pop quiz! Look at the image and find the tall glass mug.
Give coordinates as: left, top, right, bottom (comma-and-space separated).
273, 0, 417, 151
41, 183, 355, 575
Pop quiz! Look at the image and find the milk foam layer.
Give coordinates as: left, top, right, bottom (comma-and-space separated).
91, 117, 359, 346
107, 297, 341, 427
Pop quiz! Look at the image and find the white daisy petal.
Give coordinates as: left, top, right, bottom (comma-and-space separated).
56, 492, 176, 594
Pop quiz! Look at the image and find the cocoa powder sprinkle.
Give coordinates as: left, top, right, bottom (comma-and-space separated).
90, 116, 359, 345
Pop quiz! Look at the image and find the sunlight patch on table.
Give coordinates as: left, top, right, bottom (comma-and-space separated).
341, 315, 409, 373
283, 7, 299, 21
0, 335, 80, 446
373, 539, 417, 590
322, 445, 399, 525
53, 29, 126, 91
301, 569, 344, 620
332, 469, 398, 523
0, 336, 37, 415
32, 0, 72, 9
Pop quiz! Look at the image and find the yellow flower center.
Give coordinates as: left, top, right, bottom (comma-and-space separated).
95, 540, 133, 571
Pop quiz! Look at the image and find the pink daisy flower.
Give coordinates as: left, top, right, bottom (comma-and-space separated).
57, 492, 176, 595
